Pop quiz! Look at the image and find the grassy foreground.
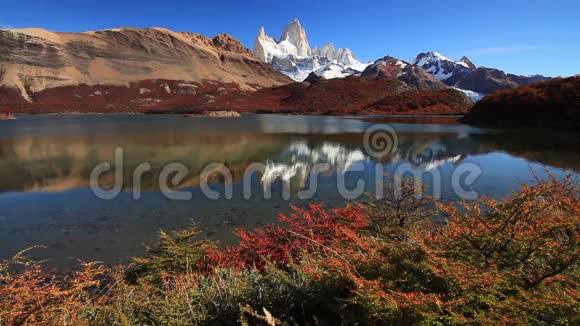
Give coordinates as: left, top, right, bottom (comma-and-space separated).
1, 175, 578, 325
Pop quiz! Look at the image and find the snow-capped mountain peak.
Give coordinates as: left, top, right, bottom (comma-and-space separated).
254, 19, 369, 81
413, 51, 472, 80
413, 51, 548, 96
334, 48, 362, 69
312, 43, 336, 60
254, 26, 284, 62
415, 51, 470, 69
429, 51, 452, 62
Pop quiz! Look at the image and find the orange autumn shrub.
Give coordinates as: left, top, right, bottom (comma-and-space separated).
417, 173, 580, 323
0, 252, 115, 325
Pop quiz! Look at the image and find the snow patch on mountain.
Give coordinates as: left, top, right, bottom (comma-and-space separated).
254, 19, 369, 81
426, 65, 453, 80
308, 63, 366, 81
452, 87, 485, 102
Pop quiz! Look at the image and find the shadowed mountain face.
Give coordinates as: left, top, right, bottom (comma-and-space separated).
0, 27, 291, 108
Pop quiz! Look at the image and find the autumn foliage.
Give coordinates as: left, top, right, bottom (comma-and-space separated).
1, 76, 472, 116
467, 76, 580, 129
1, 174, 578, 325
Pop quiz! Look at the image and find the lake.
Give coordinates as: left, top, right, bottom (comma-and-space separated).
0, 114, 578, 269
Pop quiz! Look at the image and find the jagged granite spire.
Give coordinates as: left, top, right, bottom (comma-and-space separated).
254, 26, 279, 62
312, 43, 335, 59
280, 19, 311, 57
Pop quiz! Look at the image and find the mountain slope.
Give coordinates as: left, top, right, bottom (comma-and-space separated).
254, 19, 369, 81
162, 76, 471, 115
0, 27, 291, 106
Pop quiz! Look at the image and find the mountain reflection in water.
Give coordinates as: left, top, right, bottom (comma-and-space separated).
1, 129, 576, 194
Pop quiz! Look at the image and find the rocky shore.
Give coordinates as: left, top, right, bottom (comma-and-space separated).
0, 112, 16, 120
184, 110, 241, 118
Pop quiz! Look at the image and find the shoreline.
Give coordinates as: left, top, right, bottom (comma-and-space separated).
7, 111, 470, 125
0, 113, 16, 120
11, 111, 467, 117
7, 112, 578, 131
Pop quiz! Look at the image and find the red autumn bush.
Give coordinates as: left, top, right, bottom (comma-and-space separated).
233, 204, 369, 269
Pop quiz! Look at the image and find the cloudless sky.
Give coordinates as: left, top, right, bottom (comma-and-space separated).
1, 0, 578, 77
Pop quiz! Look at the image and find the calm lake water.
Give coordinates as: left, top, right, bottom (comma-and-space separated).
0, 114, 578, 268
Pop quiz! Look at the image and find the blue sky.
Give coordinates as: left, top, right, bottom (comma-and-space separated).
1, 0, 578, 77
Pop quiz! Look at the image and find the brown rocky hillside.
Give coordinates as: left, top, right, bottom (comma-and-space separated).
0, 27, 290, 110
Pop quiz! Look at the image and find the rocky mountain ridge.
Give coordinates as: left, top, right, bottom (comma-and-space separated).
414, 51, 550, 94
